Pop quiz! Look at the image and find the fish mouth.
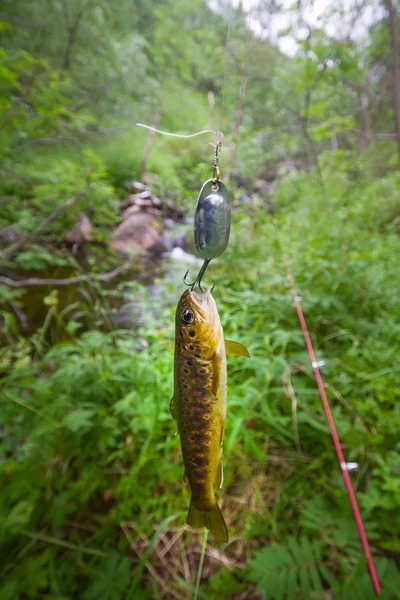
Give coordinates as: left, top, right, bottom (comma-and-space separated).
183, 288, 213, 319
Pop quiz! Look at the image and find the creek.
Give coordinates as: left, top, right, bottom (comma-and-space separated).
10, 220, 200, 343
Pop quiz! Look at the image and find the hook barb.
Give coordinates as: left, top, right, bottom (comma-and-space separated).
183, 259, 212, 293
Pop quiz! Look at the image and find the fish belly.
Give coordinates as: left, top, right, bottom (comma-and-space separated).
177, 348, 225, 503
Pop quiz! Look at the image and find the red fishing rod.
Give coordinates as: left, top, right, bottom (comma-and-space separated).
285, 262, 381, 596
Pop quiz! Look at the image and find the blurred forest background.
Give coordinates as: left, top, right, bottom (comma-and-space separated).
1, 0, 400, 598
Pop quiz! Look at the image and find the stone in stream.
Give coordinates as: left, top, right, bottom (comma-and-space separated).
111, 181, 186, 256
110, 211, 164, 256
118, 182, 183, 221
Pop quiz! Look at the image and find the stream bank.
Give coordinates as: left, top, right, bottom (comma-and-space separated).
0, 182, 197, 342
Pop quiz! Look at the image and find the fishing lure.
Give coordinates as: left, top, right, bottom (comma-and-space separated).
184, 133, 230, 292
171, 288, 249, 542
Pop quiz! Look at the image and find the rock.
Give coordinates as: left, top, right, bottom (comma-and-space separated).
118, 191, 162, 212
122, 205, 141, 218
163, 199, 184, 220
146, 207, 161, 218
130, 181, 148, 193
171, 232, 188, 249
119, 182, 183, 221
163, 218, 176, 230
110, 212, 163, 256
66, 212, 93, 245
111, 182, 185, 256
149, 196, 161, 208
169, 247, 202, 265
0, 224, 20, 244
134, 197, 155, 208
254, 179, 272, 197
161, 226, 189, 252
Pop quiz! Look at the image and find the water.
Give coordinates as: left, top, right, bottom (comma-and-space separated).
6, 221, 200, 342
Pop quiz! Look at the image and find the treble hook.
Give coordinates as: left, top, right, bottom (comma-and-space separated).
183, 259, 214, 293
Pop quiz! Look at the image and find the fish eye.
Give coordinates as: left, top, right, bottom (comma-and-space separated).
182, 308, 194, 324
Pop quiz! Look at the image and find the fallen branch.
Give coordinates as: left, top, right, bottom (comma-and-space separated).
1, 184, 95, 258
0, 262, 132, 287
7, 299, 29, 329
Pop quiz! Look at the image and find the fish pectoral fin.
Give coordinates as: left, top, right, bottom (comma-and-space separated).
216, 459, 224, 489
225, 340, 251, 358
169, 396, 177, 420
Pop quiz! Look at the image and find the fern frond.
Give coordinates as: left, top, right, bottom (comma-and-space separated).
339, 557, 400, 600
248, 538, 400, 600
248, 536, 331, 600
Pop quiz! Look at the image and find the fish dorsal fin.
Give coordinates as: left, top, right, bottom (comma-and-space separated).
170, 396, 177, 420
225, 340, 251, 358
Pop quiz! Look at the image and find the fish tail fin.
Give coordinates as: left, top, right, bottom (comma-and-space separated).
187, 496, 228, 543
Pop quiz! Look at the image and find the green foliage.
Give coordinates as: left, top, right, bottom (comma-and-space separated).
1, 0, 400, 597
83, 552, 131, 600
248, 537, 334, 599
0, 43, 91, 158
2, 165, 400, 595
248, 538, 400, 600
15, 245, 69, 270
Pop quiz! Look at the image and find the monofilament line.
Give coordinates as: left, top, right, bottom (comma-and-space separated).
220, 0, 233, 128
193, 528, 209, 600
136, 123, 217, 139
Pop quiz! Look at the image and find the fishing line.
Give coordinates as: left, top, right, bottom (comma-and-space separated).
220, 0, 233, 130
136, 123, 217, 139
193, 528, 209, 600
224, 0, 253, 180
285, 260, 381, 596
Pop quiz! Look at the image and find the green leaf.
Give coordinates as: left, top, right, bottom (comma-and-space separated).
83, 552, 131, 600
64, 408, 95, 432
248, 537, 333, 599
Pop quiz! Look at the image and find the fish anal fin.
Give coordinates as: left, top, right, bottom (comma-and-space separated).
225, 340, 250, 358
216, 458, 224, 489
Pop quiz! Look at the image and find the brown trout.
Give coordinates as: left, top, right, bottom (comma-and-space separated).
171, 288, 249, 542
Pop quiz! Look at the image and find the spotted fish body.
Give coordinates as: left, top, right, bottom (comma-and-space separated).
171, 288, 249, 542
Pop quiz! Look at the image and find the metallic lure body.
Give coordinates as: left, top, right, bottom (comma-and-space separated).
171, 288, 249, 542
194, 179, 231, 260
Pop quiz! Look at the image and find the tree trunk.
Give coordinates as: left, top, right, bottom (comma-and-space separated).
386, 0, 400, 159
139, 108, 161, 178
360, 92, 372, 151
62, 0, 90, 72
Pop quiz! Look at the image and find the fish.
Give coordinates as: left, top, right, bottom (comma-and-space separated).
170, 288, 250, 542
